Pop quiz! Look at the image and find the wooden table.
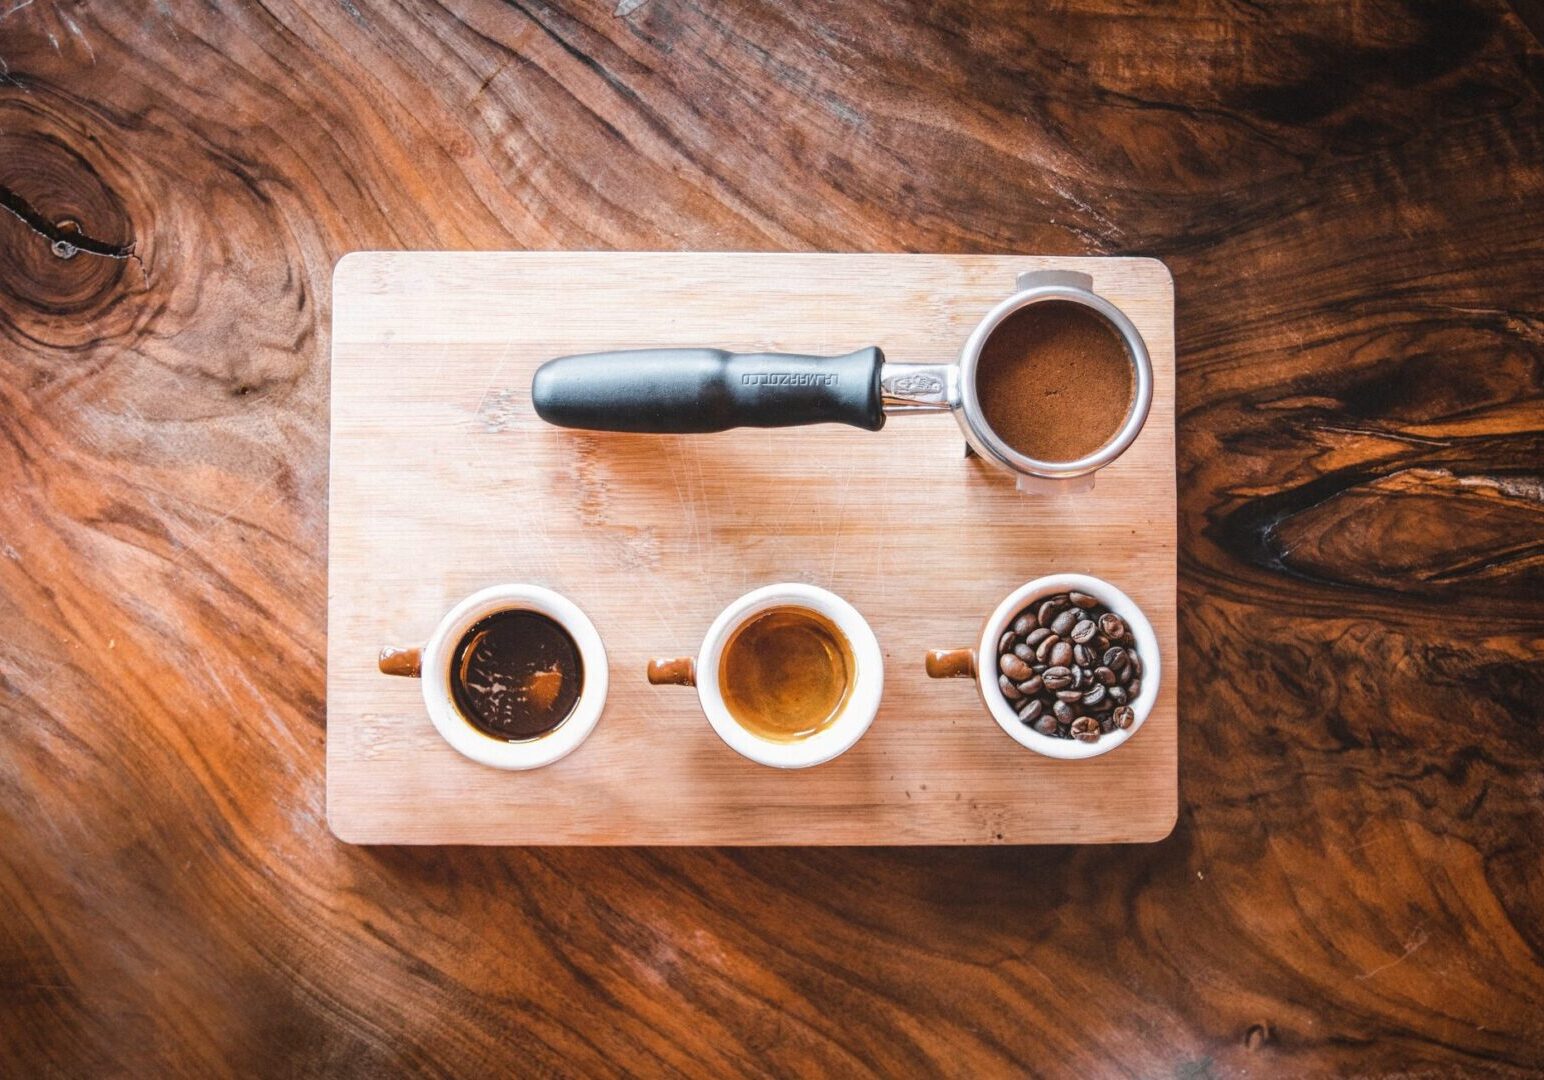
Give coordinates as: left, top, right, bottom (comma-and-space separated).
2, 2, 1540, 1075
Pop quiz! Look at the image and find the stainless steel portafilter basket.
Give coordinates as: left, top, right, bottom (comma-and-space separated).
531, 270, 1153, 494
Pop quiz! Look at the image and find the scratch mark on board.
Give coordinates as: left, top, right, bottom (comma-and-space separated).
227, 662, 305, 766
826, 458, 857, 585
1354, 928, 1429, 981
197, 654, 240, 713
62, 13, 94, 62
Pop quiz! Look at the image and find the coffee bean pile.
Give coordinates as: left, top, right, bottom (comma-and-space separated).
996, 590, 1143, 742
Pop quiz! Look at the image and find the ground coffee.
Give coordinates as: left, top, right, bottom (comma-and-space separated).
974, 300, 1134, 462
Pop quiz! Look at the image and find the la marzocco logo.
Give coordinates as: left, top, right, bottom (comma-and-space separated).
740, 372, 839, 386
886, 373, 943, 395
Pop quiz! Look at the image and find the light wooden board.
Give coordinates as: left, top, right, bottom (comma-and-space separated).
327, 253, 1176, 844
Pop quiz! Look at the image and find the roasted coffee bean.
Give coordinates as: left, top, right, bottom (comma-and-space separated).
995, 594, 1145, 745
999, 653, 1031, 681
1098, 613, 1126, 640
1050, 608, 1081, 637
1042, 666, 1073, 690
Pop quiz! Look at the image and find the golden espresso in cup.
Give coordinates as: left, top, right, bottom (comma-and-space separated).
718, 607, 854, 742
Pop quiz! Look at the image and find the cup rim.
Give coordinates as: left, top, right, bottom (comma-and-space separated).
977, 573, 1160, 760
421, 584, 608, 770
958, 285, 1154, 480
695, 583, 883, 769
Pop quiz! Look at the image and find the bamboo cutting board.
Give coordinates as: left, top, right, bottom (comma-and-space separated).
327, 252, 1176, 844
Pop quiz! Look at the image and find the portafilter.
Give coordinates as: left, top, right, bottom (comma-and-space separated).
531, 271, 1152, 494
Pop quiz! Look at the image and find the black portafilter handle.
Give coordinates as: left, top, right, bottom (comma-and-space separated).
530, 347, 887, 433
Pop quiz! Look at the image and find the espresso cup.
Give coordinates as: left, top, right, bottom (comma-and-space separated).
925, 573, 1159, 760
647, 583, 883, 768
378, 584, 608, 770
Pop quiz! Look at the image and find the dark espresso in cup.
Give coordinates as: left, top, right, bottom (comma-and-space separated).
449, 610, 582, 740
719, 607, 854, 742
975, 300, 1135, 462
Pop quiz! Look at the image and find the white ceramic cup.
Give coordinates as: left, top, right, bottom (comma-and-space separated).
926, 573, 1160, 760
647, 583, 884, 769
378, 584, 608, 770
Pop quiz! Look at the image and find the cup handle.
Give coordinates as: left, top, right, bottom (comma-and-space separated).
378, 646, 423, 678
647, 657, 696, 686
925, 648, 976, 679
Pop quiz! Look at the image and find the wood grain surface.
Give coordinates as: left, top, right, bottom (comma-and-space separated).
1, 0, 1540, 1074
328, 252, 1176, 844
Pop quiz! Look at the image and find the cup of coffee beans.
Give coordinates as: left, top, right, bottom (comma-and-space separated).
925, 574, 1160, 759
